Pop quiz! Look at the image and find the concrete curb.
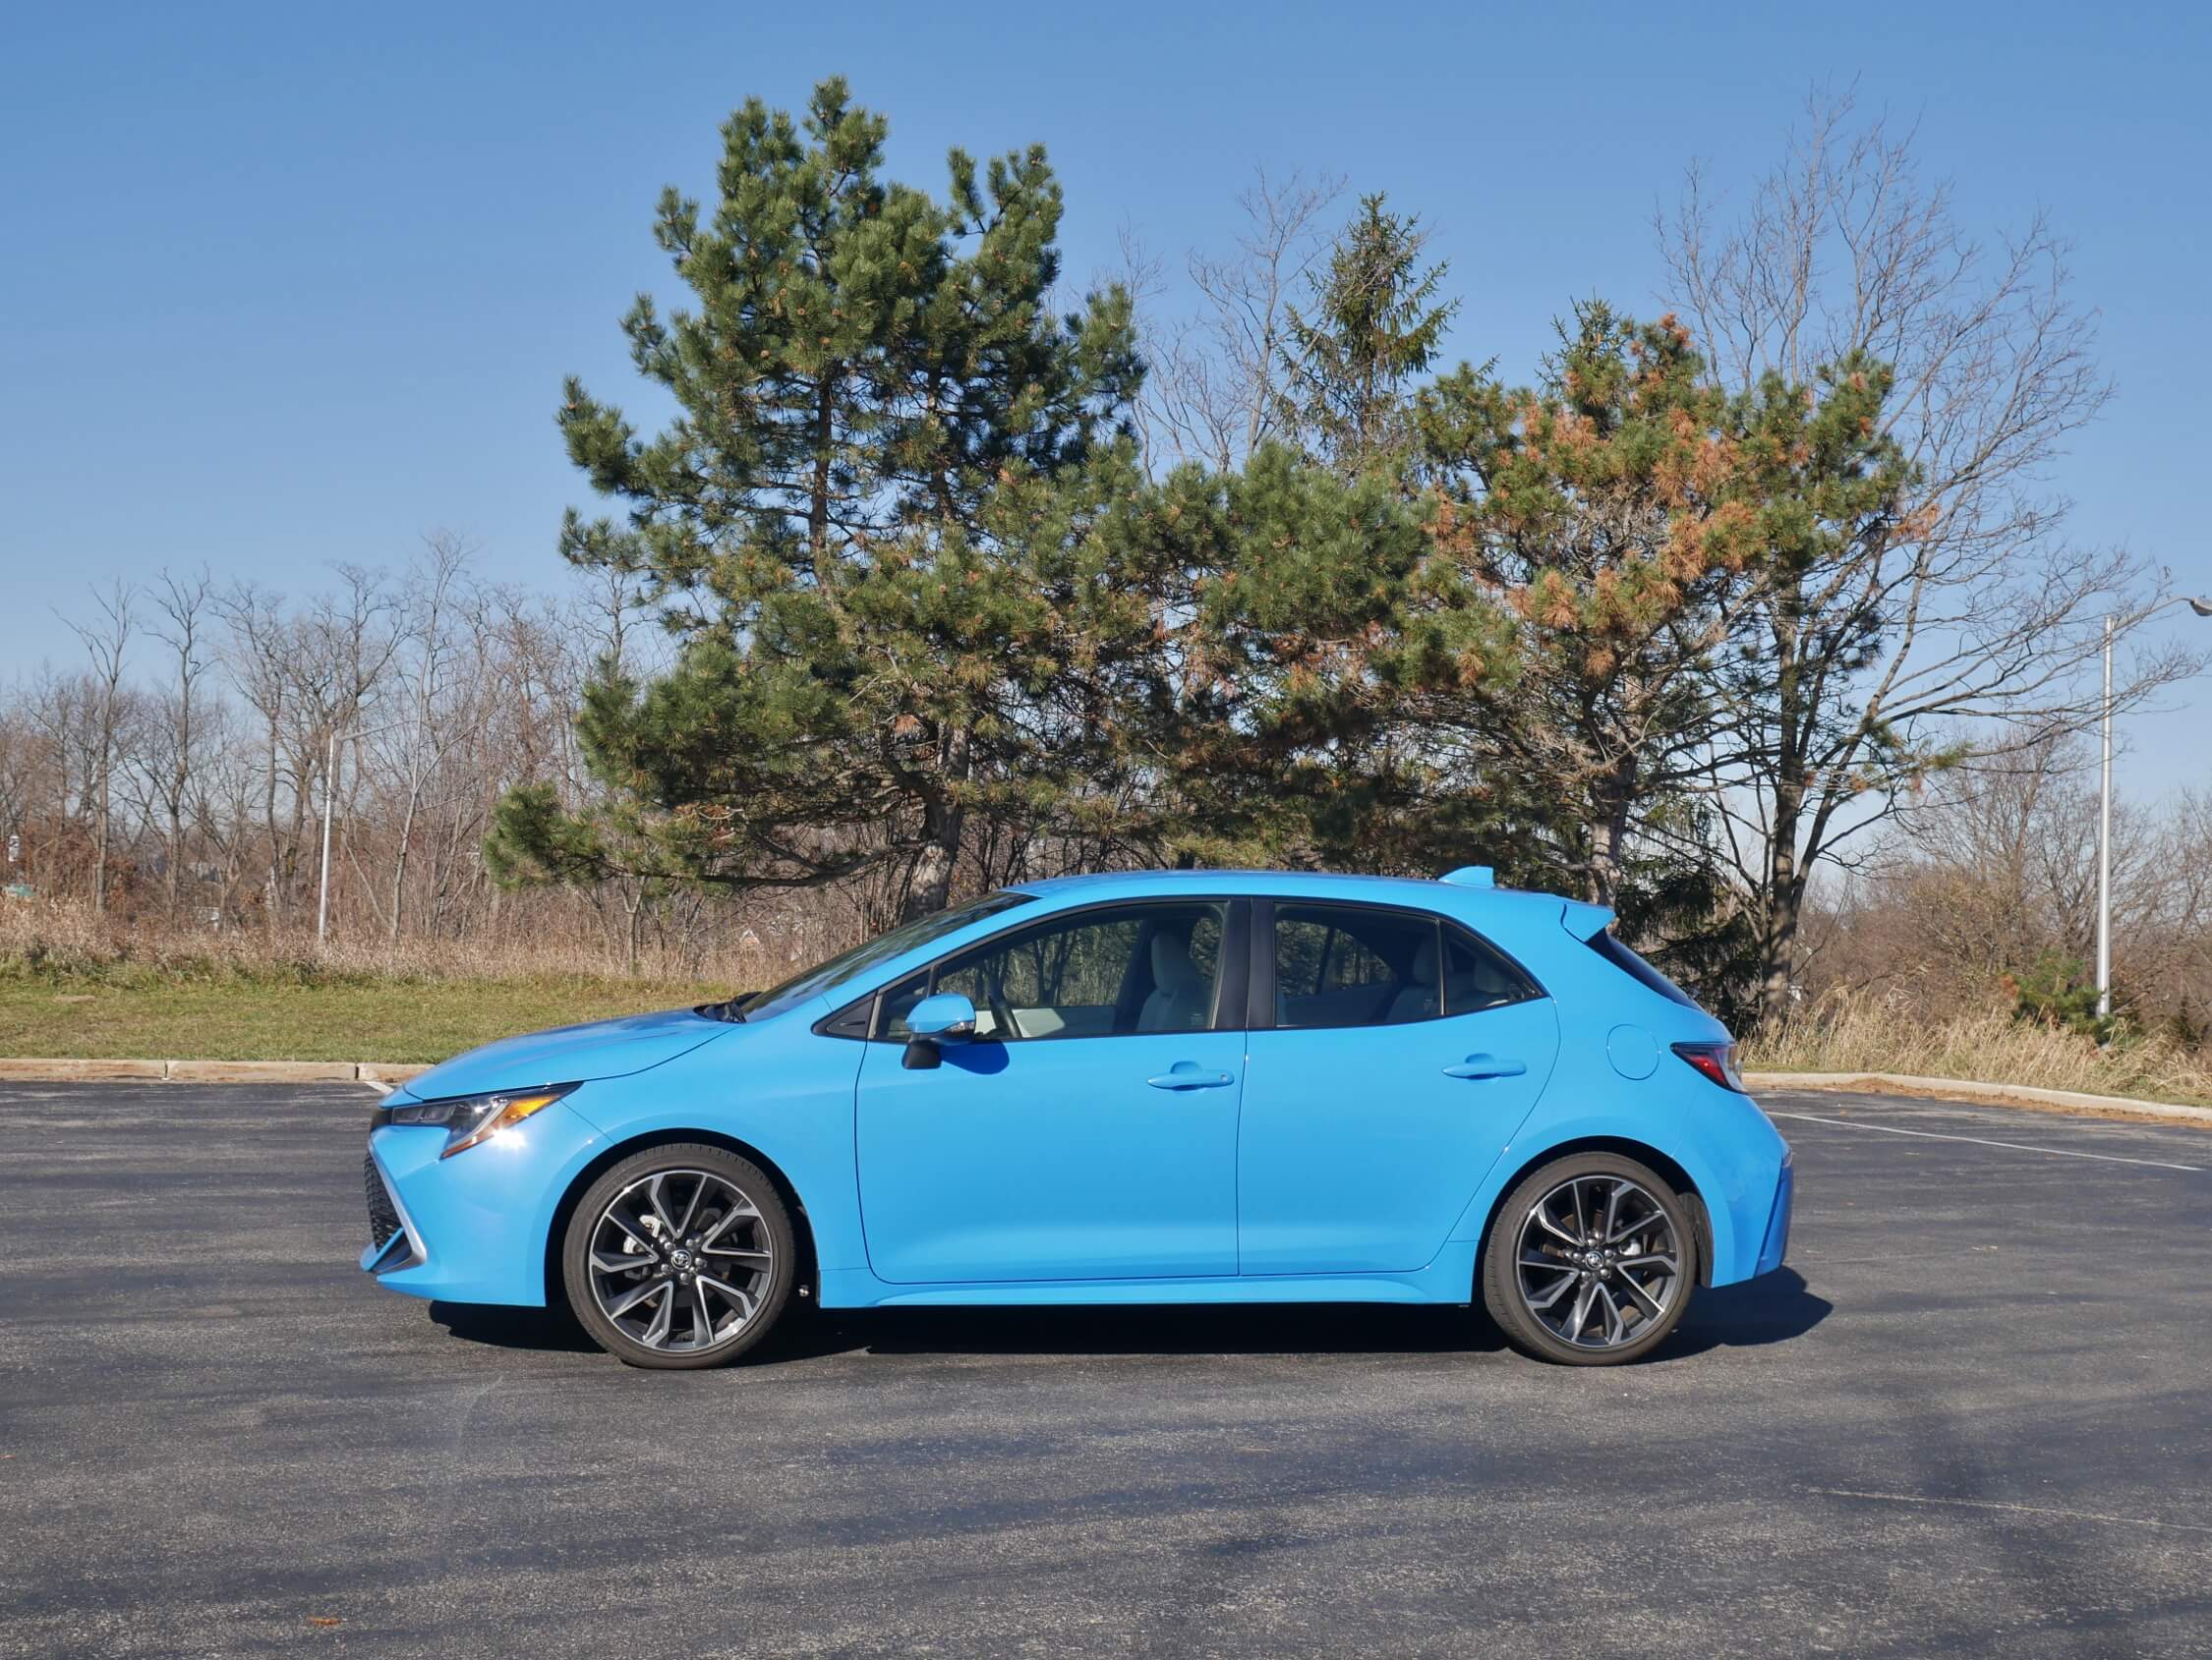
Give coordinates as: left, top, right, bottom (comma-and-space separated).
1744, 1069, 2212, 1128
0, 1058, 431, 1086
356, 1062, 432, 1085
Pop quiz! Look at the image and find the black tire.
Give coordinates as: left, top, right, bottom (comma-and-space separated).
561, 1143, 796, 1370
1481, 1151, 1698, 1366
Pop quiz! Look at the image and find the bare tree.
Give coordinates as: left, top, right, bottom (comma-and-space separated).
215, 581, 299, 929
141, 568, 218, 916
301, 565, 402, 938
4, 551, 776, 968
213, 567, 401, 932
378, 532, 473, 939
0, 694, 45, 881
1138, 167, 1345, 471
1804, 727, 2211, 1044
61, 581, 136, 916
1659, 89, 2206, 1013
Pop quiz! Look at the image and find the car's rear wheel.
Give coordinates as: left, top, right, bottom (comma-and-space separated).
1481, 1152, 1696, 1365
561, 1144, 794, 1369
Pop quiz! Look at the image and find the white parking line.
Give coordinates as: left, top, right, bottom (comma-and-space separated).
1804, 1487, 2212, 1534
1769, 1111, 2204, 1173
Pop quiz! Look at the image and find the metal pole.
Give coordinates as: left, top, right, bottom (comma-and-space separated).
2093, 597, 2209, 1023
2096, 616, 2113, 1020
317, 729, 337, 944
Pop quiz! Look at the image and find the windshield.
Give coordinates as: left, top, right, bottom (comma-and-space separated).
733, 891, 1037, 1023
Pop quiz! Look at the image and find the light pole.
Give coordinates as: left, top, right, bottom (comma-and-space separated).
316, 720, 409, 944
2097, 596, 2212, 1018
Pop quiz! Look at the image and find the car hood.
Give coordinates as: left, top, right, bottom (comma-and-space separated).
391, 1006, 733, 1102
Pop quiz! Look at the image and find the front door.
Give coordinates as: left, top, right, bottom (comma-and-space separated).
855, 899, 1245, 1284
1238, 900, 1561, 1274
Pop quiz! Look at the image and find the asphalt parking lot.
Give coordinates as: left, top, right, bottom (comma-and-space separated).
2, 1082, 2208, 1658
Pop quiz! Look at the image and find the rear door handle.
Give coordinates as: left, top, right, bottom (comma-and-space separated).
1442, 1054, 1528, 1080
1146, 1061, 1236, 1091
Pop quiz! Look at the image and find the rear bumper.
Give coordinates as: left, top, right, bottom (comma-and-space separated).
1753, 1153, 1793, 1278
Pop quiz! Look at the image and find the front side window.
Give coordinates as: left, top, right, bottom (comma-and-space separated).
1272, 903, 1540, 1029
880, 902, 1228, 1041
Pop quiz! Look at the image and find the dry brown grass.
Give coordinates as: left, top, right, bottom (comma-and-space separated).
0, 899, 763, 1062
1742, 988, 2212, 1109
0, 897, 788, 988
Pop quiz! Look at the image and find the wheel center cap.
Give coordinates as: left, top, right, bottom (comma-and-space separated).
669, 1248, 694, 1270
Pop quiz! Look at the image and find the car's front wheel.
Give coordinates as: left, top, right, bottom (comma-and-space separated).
561, 1144, 795, 1369
1481, 1152, 1697, 1365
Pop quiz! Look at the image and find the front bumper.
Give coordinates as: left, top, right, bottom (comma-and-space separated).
360, 1152, 425, 1274
359, 1099, 604, 1306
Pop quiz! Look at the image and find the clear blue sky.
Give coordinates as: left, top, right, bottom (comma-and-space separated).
5, 0, 2208, 785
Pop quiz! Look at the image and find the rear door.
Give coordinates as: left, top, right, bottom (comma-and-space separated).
1238, 900, 1559, 1274
853, 898, 1248, 1284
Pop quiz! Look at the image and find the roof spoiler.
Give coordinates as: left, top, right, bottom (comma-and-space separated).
1559, 900, 1613, 942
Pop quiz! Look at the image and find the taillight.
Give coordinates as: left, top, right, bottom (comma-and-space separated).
1671, 1041, 1745, 1093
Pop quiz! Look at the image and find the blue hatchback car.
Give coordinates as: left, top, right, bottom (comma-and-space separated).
362, 869, 1791, 1367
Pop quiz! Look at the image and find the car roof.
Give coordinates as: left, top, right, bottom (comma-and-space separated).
1006, 867, 1578, 921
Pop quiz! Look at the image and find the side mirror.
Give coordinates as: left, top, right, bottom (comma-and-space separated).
906, 992, 977, 1042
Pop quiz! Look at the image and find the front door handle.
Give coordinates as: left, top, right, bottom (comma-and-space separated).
1442, 1054, 1528, 1080
1146, 1060, 1236, 1091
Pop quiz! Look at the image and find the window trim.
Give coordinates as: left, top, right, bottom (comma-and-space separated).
1252, 897, 1546, 1033
1247, 898, 1278, 1030
819, 896, 1252, 1043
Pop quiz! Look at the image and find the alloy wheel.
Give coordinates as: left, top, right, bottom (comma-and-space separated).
585, 1169, 775, 1354
1514, 1173, 1682, 1351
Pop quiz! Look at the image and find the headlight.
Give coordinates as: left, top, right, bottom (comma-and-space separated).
378, 1082, 580, 1158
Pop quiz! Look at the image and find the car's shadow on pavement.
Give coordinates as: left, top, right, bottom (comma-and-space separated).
799, 1302, 1511, 1359
429, 1301, 604, 1353
1659, 1268, 1832, 1360
428, 1268, 1830, 1366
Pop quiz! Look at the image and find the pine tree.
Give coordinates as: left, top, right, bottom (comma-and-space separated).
488, 80, 1143, 919
1147, 444, 1504, 872
1410, 304, 1767, 909
1277, 195, 1459, 484
1122, 200, 1485, 875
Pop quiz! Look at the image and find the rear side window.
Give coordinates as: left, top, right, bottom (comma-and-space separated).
1274, 904, 1434, 1028
1589, 932, 1700, 1009
1443, 927, 1543, 1014
1270, 903, 1541, 1030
